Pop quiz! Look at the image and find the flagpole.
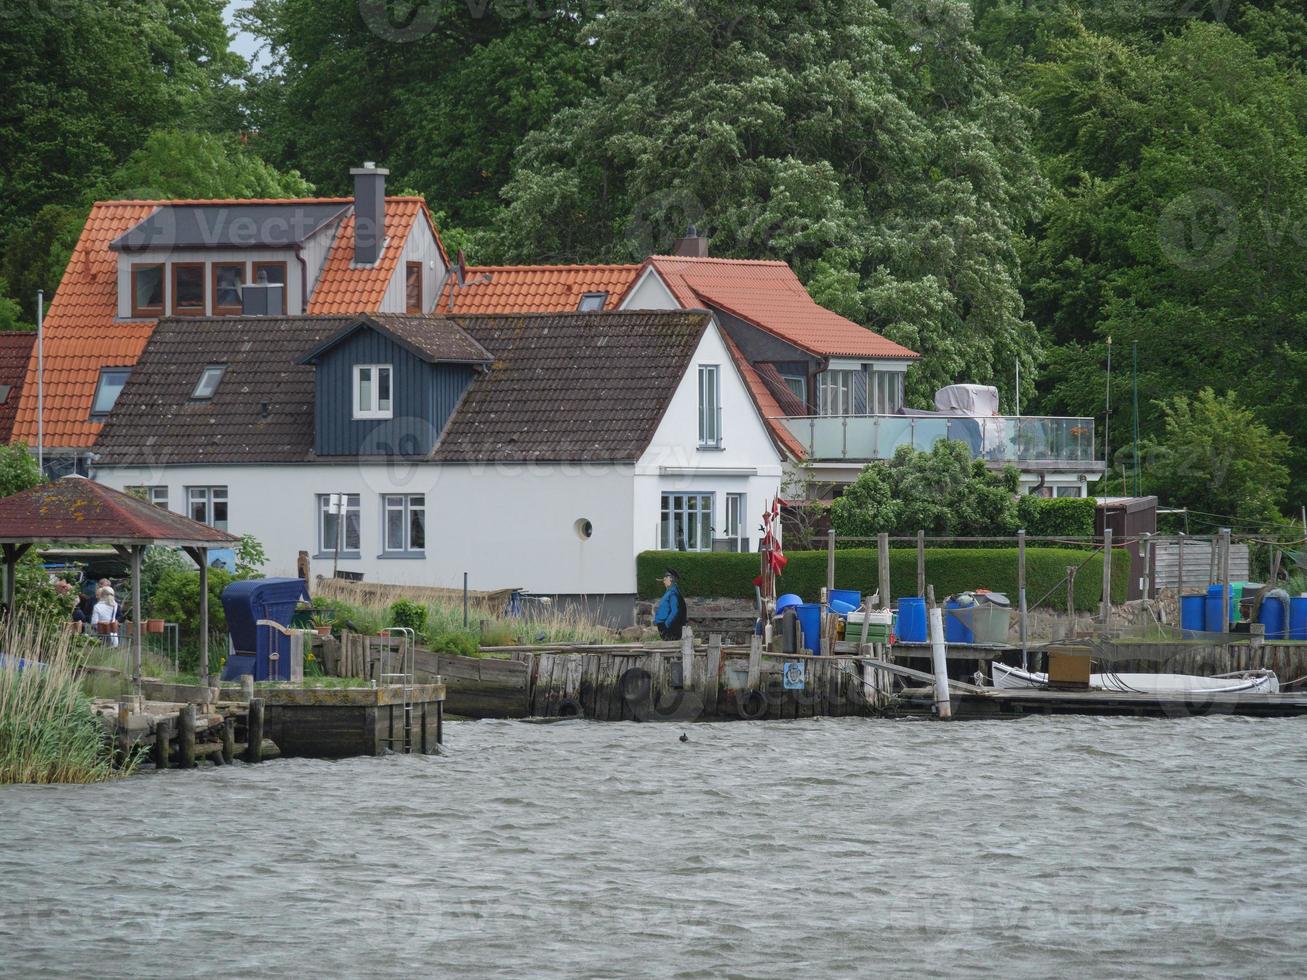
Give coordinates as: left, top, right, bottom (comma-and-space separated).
36, 289, 44, 475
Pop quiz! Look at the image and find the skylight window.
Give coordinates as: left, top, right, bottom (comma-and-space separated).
91, 368, 131, 418
577, 291, 608, 312
191, 365, 227, 401
0, 384, 11, 405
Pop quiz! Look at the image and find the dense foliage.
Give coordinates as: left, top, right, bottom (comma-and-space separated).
3, 0, 1304, 518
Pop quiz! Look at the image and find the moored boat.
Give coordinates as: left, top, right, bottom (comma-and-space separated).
990, 660, 1279, 695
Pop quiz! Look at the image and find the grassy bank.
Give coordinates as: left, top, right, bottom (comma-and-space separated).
0, 615, 132, 784
313, 579, 614, 655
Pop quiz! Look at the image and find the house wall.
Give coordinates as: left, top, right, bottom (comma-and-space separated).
312, 329, 474, 457
619, 268, 678, 311
116, 248, 306, 318
94, 461, 639, 598
380, 215, 447, 314
633, 320, 784, 561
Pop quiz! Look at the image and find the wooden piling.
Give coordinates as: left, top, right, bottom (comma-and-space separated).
240, 674, 254, 701
681, 630, 694, 692
747, 634, 762, 691
916, 529, 926, 599
1219, 527, 1232, 635
1066, 566, 1077, 638
877, 532, 891, 606
245, 698, 265, 763
705, 634, 722, 717
1018, 529, 1028, 670
1101, 527, 1113, 630
153, 718, 170, 770
178, 704, 196, 768
221, 716, 235, 764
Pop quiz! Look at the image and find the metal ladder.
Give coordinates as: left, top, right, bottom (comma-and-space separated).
377, 627, 416, 753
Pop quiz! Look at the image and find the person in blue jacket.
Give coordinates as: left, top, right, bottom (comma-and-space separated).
654, 568, 687, 640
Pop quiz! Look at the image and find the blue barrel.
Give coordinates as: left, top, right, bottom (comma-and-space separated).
775, 593, 802, 616
896, 597, 927, 642
1205, 584, 1236, 632
829, 599, 857, 617
1290, 597, 1307, 641
795, 603, 822, 654
1180, 595, 1206, 633
829, 589, 861, 610
944, 598, 974, 644
1259, 596, 1287, 640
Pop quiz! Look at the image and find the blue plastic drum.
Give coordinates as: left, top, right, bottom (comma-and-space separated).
795, 603, 822, 654
896, 597, 927, 642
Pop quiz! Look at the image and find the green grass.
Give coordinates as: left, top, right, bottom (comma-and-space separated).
0, 614, 135, 784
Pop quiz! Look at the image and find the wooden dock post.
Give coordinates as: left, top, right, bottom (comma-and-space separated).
1177, 532, 1186, 595
178, 704, 196, 768
153, 718, 170, 770
926, 585, 952, 720
116, 702, 131, 765
877, 532, 891, 607
221, 717, 235, 764
245, 698, 265, 763
1101, 527, 1113, 631
1018, 529, 1029, 670
916, 530, 925, 599
1066, 566, 1077, 638
705, 634, 722, 717
681, 630, 695, 691
747, 634, 762, 692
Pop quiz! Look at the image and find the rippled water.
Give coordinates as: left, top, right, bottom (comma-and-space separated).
3, 716, 1306, 978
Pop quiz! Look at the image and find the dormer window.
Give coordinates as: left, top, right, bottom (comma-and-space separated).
353, 364, 393, 419
406, 262, 423, 315
252, 261, 288, 314
578, 291, 607, 312
172, 264, 205, 316
213, 263, 245, 315
91, 367, 131, 419
131, 264, 164, 317
191, 365, 227, 401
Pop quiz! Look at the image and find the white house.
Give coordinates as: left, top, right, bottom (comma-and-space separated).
90, 310, 784, 623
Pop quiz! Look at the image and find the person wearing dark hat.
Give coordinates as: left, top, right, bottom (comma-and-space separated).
654, 569, 688, 640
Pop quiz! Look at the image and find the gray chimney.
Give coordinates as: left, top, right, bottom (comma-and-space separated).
351, 161, 388, 266
672, 224, 710, 258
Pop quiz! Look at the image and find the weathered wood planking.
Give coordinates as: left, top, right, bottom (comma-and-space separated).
411, 649, 529, 718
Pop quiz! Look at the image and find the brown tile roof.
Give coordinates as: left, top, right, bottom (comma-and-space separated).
93, 315, 356, 467
0, 332, 36, 443
437, 264, 640, 314
435, 311, 714, 462
14, 197, 442, 450
0, 476, 237, 546
644, 256, 918, 360
720, 332, 807, 459
300, 313, 491, 366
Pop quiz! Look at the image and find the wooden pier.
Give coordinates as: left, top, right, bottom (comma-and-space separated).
93, 697, 274, 768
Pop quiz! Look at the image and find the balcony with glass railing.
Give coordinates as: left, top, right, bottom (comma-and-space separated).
780, 415, 1100, 466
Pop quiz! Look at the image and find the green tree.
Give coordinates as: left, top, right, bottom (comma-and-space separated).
99, 130, 314, 201
0, 444, 42, 498
831, 440, 1021, 538
240, 0, 596, 231
1142, 389, 1290, 526
492, 0, 1045, 404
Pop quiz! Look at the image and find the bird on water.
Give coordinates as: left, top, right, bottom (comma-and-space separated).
679, 732, 689, 742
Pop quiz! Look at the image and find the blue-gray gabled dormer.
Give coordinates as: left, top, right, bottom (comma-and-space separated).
297, 313, 492, 458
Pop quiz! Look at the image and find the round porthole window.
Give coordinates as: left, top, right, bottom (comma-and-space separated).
575, 518, 593, 540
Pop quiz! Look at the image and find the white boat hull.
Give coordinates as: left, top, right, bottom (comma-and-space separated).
989, 661, 1279, 695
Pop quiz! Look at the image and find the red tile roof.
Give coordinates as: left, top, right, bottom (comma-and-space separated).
437, 264, 640, 314
0, 332, 36, 443
644, 256, 918, 360
0, 476, 238, 546
13, 197, 439, 449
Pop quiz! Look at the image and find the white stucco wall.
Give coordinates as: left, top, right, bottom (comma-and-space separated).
634, 319, 784, 558
94, 462, 638, 595
619, 268, 678, 311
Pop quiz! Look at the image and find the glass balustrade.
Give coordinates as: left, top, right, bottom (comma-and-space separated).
780, 415, 1098, 463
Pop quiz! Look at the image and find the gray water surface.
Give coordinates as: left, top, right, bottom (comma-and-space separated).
2, 716, 1305, 978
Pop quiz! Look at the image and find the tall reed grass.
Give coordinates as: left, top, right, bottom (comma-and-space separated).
313, 578, 616, 650
0, 613, 130, 784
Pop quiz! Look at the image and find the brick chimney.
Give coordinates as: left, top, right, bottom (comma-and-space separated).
350, 161, 388, 266
672, 224, 710, 258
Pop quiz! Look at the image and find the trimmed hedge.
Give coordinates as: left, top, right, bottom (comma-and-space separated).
638, 546, 1130, 612
1016, 496, 1096, 537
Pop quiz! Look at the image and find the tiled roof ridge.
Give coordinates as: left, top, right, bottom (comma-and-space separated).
459, 262, 641, 272
90, 195, 427, 207
649, 255, 792, 266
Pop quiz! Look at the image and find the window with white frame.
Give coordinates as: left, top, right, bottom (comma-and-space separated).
318, 493, 361, 554
353, 364, 393, 419
661, 493, 714, 551
126, 485, 168, 509
869, 370, 904, 414
1055, 485, 1084, 498
187, 486, 228, 530
725, 493, 748, 552
698, 365, 721, 448
383, 494, 425, 553
781, 375, 806, 405
817, 369, 863, 416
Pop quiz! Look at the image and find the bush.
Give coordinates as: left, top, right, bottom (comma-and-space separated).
426, 630, 478, 658
638, 546, 1130, 612
148, 566, 235, 644
388, 599, 428, 633
1016, 496, 1096, 537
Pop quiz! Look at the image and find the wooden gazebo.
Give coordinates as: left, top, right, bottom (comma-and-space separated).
0, 476, 238, 689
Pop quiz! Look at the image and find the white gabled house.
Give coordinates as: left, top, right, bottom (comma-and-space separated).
89, 310, 784, 623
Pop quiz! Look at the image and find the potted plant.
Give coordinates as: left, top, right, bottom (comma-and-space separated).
311, 614, 333, 637
95, 621, 116, 635
146, 618, 166, 634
